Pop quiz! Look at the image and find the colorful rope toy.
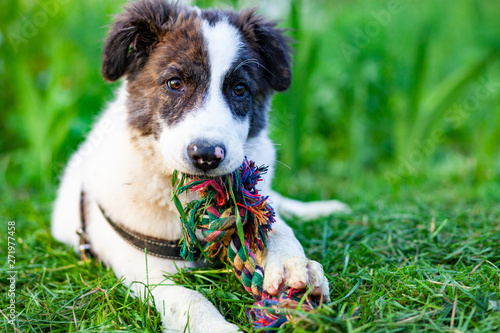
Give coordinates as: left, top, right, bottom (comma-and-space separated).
173, 158, 320, 330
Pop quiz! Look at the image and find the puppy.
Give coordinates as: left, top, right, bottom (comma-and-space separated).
52, 1, 348, 331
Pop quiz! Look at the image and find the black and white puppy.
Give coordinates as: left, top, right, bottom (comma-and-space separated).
52, 1, 348, 331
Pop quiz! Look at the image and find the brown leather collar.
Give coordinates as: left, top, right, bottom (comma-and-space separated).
77, 190, 95, 261
78, 190, 200, 261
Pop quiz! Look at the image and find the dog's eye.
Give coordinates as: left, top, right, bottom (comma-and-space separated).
232, 84, 247, 97
167, 78, 184, 91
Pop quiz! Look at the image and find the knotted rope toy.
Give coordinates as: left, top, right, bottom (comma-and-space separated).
172, 158, 320, 330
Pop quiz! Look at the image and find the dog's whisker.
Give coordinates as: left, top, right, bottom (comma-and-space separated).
149, 160, 164, 170
233, 58, 276, 77
233, 58, 259, 72
274, 159, 291, 170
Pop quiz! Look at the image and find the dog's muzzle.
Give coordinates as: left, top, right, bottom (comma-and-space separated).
187, 141, 226, 172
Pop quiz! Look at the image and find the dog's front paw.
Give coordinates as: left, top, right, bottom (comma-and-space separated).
263, 255, 330, 302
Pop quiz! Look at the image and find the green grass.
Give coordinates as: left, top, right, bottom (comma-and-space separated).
1, 0, 500, 331
1, 175, 499, 332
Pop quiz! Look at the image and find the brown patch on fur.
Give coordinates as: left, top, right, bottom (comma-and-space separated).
102, 0, 181, 82
101, 1, 292, 139
102, 1, 210, 136
126, 9, 210, 136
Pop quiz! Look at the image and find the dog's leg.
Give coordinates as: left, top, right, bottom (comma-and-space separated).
125, 275, 240, 333
80, 206, 240, 332
51, 156, 83, 250
270, 190, 351, 220
262, 213, 331, 301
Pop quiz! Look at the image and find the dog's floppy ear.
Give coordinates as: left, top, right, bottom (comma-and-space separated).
102, 0, 176, 82
235, 10, 292, 92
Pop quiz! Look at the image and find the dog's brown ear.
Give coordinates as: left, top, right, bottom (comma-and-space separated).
234, 10, 292, 92
102, 0, 177, 82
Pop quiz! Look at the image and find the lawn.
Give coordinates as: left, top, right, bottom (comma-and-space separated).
1, 0, 499, 332
2, 175, 499, 332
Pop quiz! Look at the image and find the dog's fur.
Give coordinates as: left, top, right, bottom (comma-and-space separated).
52, 1, 348, 331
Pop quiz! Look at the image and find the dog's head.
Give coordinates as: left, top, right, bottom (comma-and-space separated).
102, 0, 291, 176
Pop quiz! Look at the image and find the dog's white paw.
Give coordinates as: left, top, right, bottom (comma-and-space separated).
304, 199, 351, 218
263, 255, 330, 302
272, 192, 351, 220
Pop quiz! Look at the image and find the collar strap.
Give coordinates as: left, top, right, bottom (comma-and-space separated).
78, 189, 199, 261
78, 189, 95, 261
97, 204, 201, 260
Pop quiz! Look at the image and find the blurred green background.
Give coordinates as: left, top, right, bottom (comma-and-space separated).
1, 0, 499, 198
1, 1, 499, 331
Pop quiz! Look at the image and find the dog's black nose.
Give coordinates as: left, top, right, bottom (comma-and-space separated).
187, 142, 225, 172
